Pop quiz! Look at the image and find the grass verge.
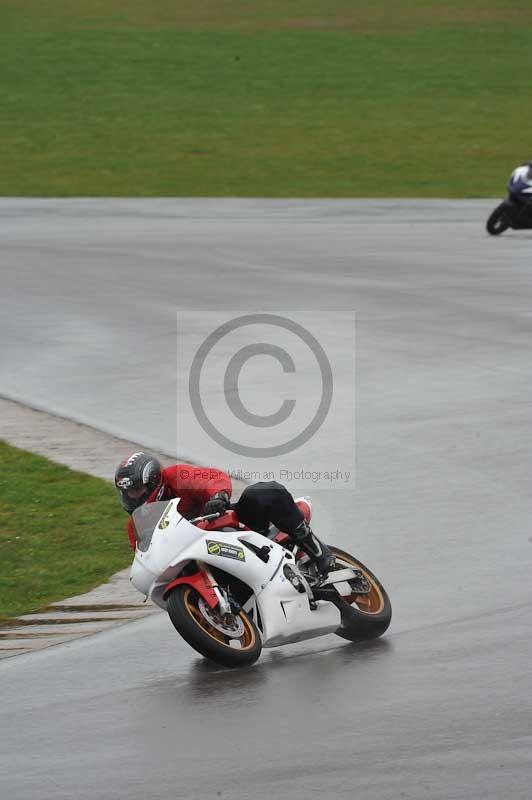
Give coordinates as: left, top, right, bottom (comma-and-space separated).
0, 441, 130, 622
0, 1, 531, 196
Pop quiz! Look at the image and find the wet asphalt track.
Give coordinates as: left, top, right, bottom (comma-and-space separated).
1, 200, 531, 799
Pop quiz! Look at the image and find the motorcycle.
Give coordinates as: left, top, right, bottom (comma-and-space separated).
129, 496, 392, 667
486, 162, 532, 235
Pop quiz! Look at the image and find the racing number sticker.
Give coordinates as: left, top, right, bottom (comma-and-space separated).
206, 540, 246, 561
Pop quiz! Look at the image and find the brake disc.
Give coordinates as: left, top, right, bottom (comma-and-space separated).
198, 597, 245, 638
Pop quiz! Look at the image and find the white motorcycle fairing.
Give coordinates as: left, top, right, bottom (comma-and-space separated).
130, 499, 343, 648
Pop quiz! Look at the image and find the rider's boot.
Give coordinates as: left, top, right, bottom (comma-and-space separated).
290, 520, 335, 579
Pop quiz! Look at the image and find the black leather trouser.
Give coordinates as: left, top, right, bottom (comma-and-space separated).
235, 481, 304, 535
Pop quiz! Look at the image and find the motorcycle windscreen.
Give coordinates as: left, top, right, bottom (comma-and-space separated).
131, 500, 174, 552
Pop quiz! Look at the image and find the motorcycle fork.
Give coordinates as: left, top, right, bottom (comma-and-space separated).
198, 562, 232, 616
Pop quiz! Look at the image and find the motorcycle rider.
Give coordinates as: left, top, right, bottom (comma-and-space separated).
114, 452, 334, 577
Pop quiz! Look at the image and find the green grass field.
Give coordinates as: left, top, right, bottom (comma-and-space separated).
0, 1, 531, 196
0, 442, 130, 620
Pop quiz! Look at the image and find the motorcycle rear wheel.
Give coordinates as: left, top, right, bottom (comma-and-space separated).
330, 547, 392, 642
167, 585, 262, 667
486, 203, 511, 235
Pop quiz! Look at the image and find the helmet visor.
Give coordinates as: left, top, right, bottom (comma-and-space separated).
116, 484, 149, 513
124, 486, 147, 500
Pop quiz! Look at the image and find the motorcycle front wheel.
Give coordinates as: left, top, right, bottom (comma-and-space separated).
167, 585, 262, 667
486, 203, 511, 235
329, 547, 392, 642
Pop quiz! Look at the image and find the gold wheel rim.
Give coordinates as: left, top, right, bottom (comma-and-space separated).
183, 587, 256, 650
330, 551, 385, 615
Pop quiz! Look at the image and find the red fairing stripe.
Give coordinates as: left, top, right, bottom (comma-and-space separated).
163, 572, 218, 608
194, 509, 244, 530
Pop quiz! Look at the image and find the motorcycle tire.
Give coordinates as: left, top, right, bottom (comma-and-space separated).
167, 585, 262, 667
330, 547, 392, 643
486, 203, 511, 235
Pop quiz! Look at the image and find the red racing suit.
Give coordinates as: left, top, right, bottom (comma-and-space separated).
126, 463, 232, 549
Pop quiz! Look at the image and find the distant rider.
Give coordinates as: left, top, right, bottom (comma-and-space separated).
114, 452, 334, 577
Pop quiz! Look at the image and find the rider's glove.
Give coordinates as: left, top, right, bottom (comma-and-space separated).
204, 491, 230, 516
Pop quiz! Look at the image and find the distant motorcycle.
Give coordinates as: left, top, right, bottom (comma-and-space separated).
486, 162, 532, 235
130, 497, 392, 667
